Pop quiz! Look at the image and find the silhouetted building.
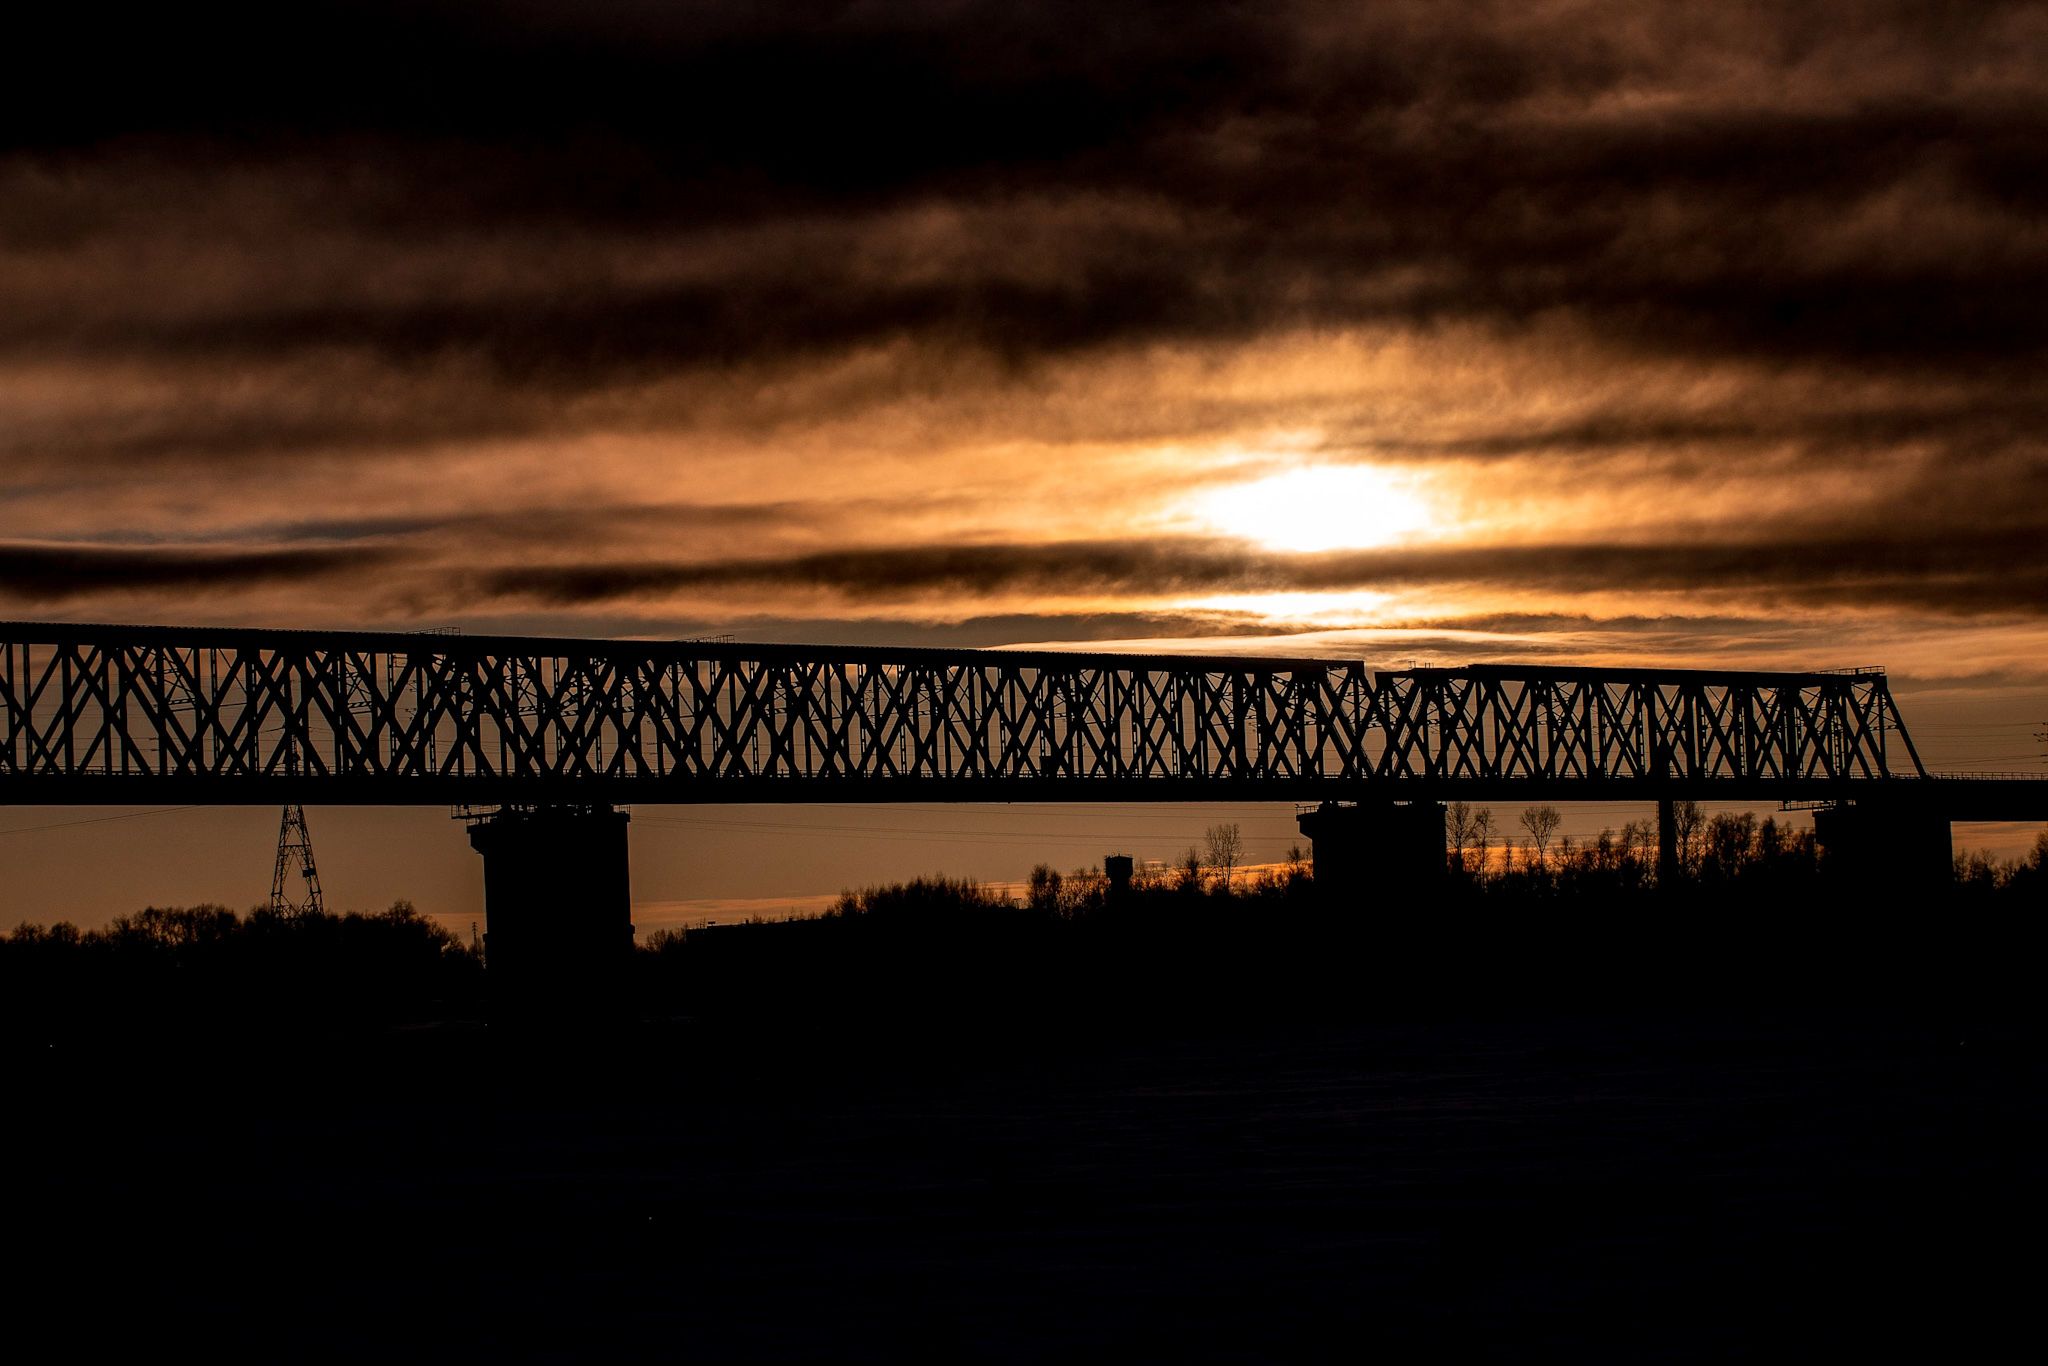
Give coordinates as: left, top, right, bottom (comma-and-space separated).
1105, 854, 1134, 899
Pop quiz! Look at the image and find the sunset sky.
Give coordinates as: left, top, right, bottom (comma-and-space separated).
4, 2, 2044, 926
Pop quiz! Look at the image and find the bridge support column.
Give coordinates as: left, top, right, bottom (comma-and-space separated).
1297, 801, 1446, 910
1812, 801, 1952, 896
467, 805, 634, 1027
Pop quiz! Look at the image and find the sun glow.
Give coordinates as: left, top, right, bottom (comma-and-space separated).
1194, 464, 1435, 552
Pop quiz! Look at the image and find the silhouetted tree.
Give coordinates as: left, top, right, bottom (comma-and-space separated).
1447, 801, 1475, 875
1471, 808, 1497, 880
1621, 818, 1656, 868
1205, 823, 1244, 892
1955, 848, 2000, 890
1061, 864, 1108, 916
1671, 800, 1706, 875
1027, 863, 1064, 913
1520, 806, 1563, 867
833, 874, 1008, 919
1703, 811, 1757, 881
0, 900, 481, 1034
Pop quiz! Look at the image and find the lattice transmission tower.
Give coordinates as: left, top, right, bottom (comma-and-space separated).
269, 804, 325, 917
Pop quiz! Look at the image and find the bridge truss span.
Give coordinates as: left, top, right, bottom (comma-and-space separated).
0, 621, 1958, 806
1375, 664, 1921, 788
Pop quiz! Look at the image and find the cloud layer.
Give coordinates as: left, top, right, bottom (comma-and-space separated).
2, 1, 2044, 685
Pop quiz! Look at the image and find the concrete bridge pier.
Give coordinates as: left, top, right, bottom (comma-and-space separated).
467, 805, 635, 1027
1297, 800, 1447, 909
1812, 801, 1953, 895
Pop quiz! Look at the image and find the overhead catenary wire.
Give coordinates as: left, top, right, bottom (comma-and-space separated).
628, 813, 1307, 846
0, 806, 203, 838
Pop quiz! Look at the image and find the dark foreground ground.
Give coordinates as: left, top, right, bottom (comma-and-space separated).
7, 1002, 2041, 1361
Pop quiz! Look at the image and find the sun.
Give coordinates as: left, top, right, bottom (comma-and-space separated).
1194, 464, 1435, 552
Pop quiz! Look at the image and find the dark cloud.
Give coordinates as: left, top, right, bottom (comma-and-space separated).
256, 501, 814, 548
3, 3, 1286, 191
7, 518, 2043, 624
0, 542, 391, 602
476, 525, 2048, 617
1342, 398, 2048, 466
6, 2, 2047, 379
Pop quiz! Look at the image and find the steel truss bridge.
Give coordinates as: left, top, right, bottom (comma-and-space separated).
1, 622, 2042, 817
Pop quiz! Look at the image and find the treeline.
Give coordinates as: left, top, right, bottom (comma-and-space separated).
1025, 806, 2046, 903
1444, 802, 2048, 899
6, 812, 2040, 1038
1, 903, 483, 1038
643, 813, 2047, 1028
719, 806, 2042, 918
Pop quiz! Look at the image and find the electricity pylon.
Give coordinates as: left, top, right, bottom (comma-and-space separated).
270, 804, 325, 917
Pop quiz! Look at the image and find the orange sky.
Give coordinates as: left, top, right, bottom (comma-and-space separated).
2, 2, 2044, 922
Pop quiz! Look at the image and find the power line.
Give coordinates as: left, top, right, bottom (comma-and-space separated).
0, 806, 203, 838
632, 818, 1292, 841
630, 802, 1306, 816
626, 813, 1294, 833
